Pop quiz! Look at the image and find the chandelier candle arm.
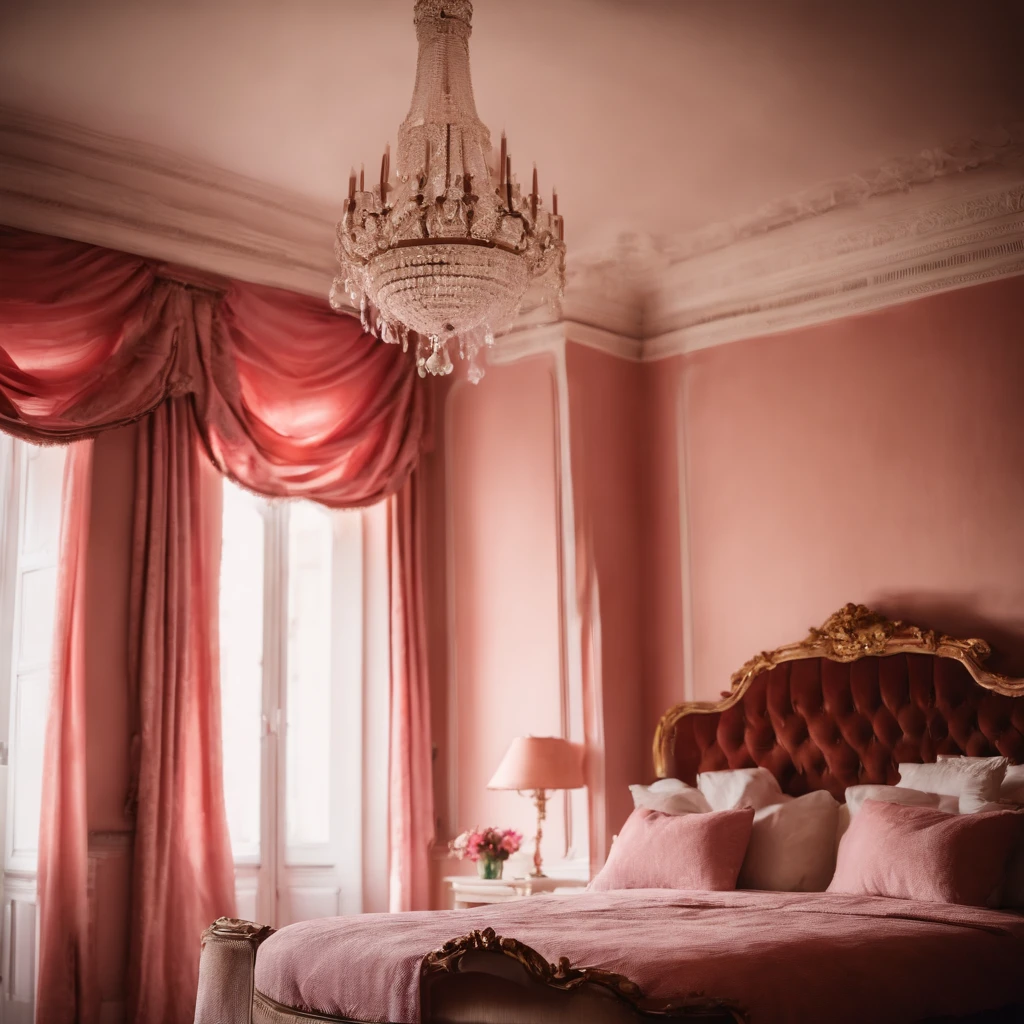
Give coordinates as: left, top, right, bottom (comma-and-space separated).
330, 0, 566, 383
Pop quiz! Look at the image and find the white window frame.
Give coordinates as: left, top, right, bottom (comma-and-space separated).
224, 491, 391, 928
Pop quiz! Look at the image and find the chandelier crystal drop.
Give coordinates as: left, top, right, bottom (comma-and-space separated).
330, 0, 566, 382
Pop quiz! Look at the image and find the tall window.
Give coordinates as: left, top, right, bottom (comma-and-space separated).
219, 480, 391, 926
0, 438, 66, 1022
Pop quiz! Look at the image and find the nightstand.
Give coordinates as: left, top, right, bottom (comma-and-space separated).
445, 875, 587, 909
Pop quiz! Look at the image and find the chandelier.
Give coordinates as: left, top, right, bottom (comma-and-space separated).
329, 0, 566, 382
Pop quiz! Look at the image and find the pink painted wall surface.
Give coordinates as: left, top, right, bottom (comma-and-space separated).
566, 342, 645, 850
443, 356, 568, 875
647, 276, 1024, 719
640, 357, 686, 747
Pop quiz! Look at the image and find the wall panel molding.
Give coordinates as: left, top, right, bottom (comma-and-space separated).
441, 338, 592, 869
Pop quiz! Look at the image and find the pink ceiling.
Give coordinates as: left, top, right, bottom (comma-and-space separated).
1, 0, 1022, 252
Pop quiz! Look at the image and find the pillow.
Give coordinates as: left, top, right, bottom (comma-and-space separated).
1003, 764, 1024, 805
845, 784, 959, 817
697, 767, 787, 811
937, 757, 1024, 806
589, 807, 754, 892
827, 800, 1023, 907
897, 757, 1008, 813
738, 790, 839, 892
629, 778, 711, 815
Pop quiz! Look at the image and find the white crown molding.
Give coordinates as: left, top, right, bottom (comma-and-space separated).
490, 320, 642, 366
2, 107, 1022, 361
659, 122, 1024, 265
644, 169, 1024, 359
0, 106, 337, 297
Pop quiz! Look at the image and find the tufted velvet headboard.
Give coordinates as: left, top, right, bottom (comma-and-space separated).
653, 604, 1024, 800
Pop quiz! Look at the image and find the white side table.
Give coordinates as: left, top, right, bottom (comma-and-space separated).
445, 875, 587, 909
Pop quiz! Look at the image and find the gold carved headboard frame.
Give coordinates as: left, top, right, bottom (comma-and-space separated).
654, 603, 1024, 778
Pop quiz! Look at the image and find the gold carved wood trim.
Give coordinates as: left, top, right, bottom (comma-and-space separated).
422, 927, 747, 1021
653, 603, 1024, 777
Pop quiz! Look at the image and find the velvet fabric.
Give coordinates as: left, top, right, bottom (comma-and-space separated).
669, 654, 1024, 799
0, 230, 424, 503
388, 472, 435, 911
828, 800, 1024, 907
125, 399, 237, 1021
589, 807, 754, 892
0, 229, 429, 1023
36, 442, 98, 1024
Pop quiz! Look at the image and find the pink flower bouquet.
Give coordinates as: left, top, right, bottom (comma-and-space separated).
449, 827, 522, 879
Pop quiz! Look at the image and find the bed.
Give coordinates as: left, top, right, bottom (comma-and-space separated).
193, 604, 1024, 1024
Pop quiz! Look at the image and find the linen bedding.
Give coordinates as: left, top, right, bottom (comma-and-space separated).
253, 889, 1024, 1024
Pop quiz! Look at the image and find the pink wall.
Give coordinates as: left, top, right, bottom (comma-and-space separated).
566, 343, 646, 848
646, 276, 1024, 720
440, 356, 568, 875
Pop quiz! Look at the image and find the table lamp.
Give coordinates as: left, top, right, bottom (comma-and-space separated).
487, 736, 585, 877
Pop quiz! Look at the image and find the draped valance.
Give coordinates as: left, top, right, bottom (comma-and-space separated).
0, 228, 425, 504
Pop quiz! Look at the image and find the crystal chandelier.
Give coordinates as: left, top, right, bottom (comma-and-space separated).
329, 0, 566, 382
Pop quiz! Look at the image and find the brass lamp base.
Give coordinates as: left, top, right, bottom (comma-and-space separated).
530, 788, 548, 877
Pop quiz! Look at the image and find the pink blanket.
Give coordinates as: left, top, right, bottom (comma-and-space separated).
253, 889, 1024, 1023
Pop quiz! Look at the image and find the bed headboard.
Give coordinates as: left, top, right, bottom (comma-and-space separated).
654, 604, 1024, 799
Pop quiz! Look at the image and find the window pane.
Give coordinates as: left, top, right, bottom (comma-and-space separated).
20, 445, 64, 559
219, 481, 265, 860
10, 668, 48, 858
7, 441, 65, 863
285, 501, 333, 854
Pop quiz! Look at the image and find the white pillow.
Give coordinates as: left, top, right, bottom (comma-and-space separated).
1002, 764, 1024, 805
897, 758, 1008, 813
738, 790, 839, 892
845, 784, 959, 817
697, 767, 787, 811
629, 778, 711, 815
937, 756, 1024, 805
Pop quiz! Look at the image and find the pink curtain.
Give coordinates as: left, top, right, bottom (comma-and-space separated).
36, 442, 98, 1024
388, 472, 435, 911
0, 229, 433, 1022
126, 399, 237, 1022
0, 231, 424, 499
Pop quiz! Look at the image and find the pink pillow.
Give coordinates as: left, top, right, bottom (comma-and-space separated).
590, 807, 754, 892
828, 800, 1024, 907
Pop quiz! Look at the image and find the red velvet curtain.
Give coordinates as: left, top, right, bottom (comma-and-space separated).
0, 229, 433, 1022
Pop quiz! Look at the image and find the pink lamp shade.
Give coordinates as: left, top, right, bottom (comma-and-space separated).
487, 736, 585, 792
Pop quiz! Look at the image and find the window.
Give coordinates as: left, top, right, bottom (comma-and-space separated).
0, 438, 66, 1022
219, 480, 391, 926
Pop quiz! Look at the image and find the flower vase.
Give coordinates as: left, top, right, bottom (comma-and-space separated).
477, 855, 503, 880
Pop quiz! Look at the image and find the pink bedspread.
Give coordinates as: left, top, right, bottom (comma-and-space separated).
253, 889, 1024, 1023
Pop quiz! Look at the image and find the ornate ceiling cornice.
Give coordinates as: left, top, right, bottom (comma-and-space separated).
643, 165, 1024, 358
1, 108, 1021, 361
661, 122, 1024, 265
